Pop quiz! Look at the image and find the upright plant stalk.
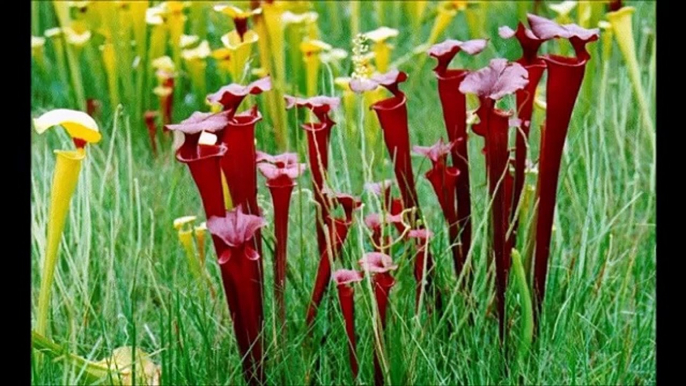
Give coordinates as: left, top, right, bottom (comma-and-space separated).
333, 269, 364, 379
350, 0, 360, 36
359, 252, 398, 386
460, 59, 529, 340
306, 193, 362, 327
37, 150, 84, 338
52, 1, 87, 110
45, 29, 71, 93
372, 74, 418, 215
525, 14, 599, 319
429, 38, 488, 277
33, 109, 102, 340
207, 208, 267, 386
511, 249, 534, 362
257, 152, 306, 336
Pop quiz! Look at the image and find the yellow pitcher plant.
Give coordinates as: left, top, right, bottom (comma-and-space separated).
577, 0, 605, 29
283, 10, 319, 90
60, 17, 90, 110
174, 216, 203, 281
413, 1, 466, 71
194, 221, 207, 268
146, 5, 168, 63
182, 40, 211, 98
44, 28, 71, 91
549, 1, 577, 25
549, 1, 577, 56
32, 331, 160, 386
300, 39, 332, 97
33, 109, 102, 339
100, 42, 120, 112
174, 216, 216, 298
163, 1, 187, 68
211, 47, 234, 84
606, 6, 655, 142
215, 4, 261, 83
31, 36, 47, 73
220, 30, 259, 83
365, 27, 399, 74
597, 20, 613, 117
335, 77, 356, 136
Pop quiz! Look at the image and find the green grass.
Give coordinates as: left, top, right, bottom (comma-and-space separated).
31, 1, 655, 385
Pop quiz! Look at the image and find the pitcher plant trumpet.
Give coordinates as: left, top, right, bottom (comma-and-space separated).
33, 109, 102, 339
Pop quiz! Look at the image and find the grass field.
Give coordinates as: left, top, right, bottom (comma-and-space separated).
31, 1, 656, 385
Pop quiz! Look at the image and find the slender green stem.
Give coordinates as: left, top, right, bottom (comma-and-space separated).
511, 250, 534, 362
